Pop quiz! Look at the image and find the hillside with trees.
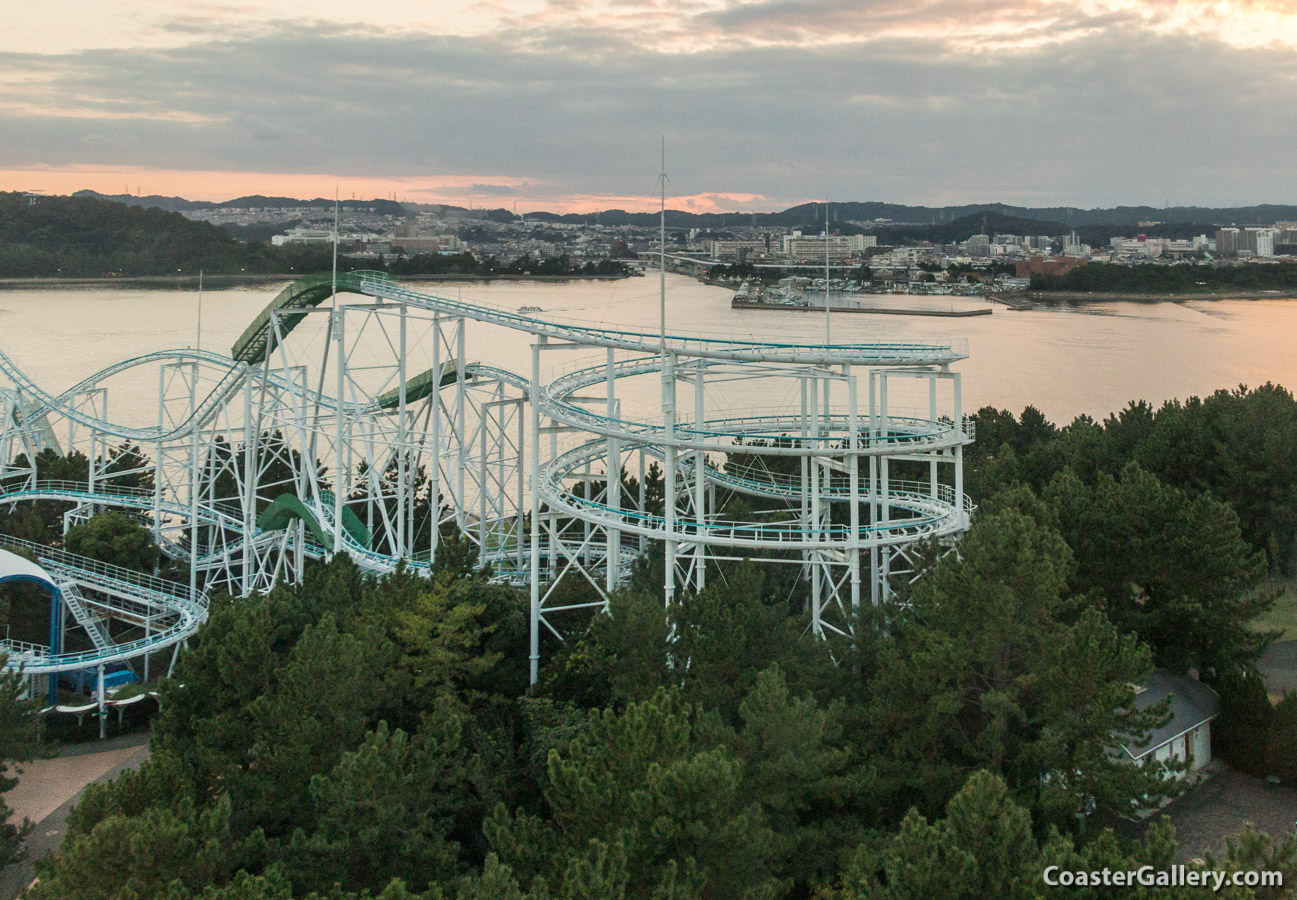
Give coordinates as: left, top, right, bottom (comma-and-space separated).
1031, 262, 1297, 294
0, 192, 303, 277
0, 194, 628, 279
860, 212, 1069, 245
71, 191, 406, 217
441, 201, 1293, 230
43, 190, 1297, 231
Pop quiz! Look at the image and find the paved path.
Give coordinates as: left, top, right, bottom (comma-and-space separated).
1143, 766, 1297, 864
0, 733, 151, 900
1259, 640, 1297, 696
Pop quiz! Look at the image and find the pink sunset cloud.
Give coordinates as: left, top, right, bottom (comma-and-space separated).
4, 0, 1297, 208
0, 165, 773, 214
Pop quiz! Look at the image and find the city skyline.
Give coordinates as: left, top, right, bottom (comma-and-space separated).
3, 1, 1297, 212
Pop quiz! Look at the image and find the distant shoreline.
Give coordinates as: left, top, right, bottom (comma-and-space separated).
732, 299, 992, 318
0, 272, 633, 290
1018, 289, 1297, 303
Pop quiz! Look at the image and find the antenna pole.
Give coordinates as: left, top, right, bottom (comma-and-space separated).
825, 198, 831, 344
332, 185, 339, 311
659, 138, 667, 352
196, 270, 203, 351
330, 184, 344, 556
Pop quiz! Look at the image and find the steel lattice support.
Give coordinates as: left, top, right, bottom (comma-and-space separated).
0, 271, 974, 689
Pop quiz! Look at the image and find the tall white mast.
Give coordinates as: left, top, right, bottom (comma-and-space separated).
659, 138, 667, 351
331, 185, 339, 311
331, 184, 343, 555
195, 269, 203, 351
825, 198, 831, 343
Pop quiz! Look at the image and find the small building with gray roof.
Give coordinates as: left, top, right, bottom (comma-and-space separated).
1121, 669, 1219, 774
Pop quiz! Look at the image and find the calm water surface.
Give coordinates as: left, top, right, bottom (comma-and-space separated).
1, 275, 1294, 427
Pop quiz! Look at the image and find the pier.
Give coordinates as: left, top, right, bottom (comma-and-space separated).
732, 299, 993, 317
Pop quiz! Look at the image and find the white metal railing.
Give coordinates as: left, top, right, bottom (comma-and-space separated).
0, 638, 47, 658
0, 533, 207, 613
0, 480, 245, 532
358, 277, 969, 365
537, 359, 972, 451
540, 442, 967, 549
0, 536, 209, 674
1, 479, 151, 501
0, 345, 248, 444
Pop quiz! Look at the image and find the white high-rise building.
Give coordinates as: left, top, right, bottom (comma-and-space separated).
780, 233, 876, 262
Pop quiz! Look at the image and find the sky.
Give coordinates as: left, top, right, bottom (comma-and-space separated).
2, 1, 1297, 213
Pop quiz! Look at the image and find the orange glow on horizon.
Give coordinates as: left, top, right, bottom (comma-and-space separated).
7, 1, 1297, 59
0, 165, 774, 215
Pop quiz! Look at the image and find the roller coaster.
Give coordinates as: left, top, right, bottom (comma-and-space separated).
0, 270, 974, 696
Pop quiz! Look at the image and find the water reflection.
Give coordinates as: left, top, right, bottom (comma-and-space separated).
0, 275, 1294, 428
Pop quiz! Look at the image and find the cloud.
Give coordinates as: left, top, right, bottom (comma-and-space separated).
1, 14, 1296, 209
14, 1, 1297, 56
467, 183, 522, 196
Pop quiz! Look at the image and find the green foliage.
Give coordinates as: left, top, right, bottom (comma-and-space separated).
0, 446, 155, 549
286, 716, 471, 894
34, 555, 526, 898
730, 667, 878, 889
1032, 261, 1297, 294
64, 511, 161, 573
29, 794, 240, 900
1214, 668, 1277, 774
1204, 825, 1297, 900
865, 509, 1170, 826
827, 772, 1040, 900
972, 385, 1297, 574
969, 388, 1297, 689
0, 449, 90, 544
0, 192, 629, 279
1264, 692, 1297, 784
454, 855, 534, 899
541, 586, 671, 708
824, 770, 1204, 900
488, 689, 774, 899
1038, 464, 1269, 673
378, 570, 528, 715
544, 562, 836, 719
28, 382, 1297, 898
668, 565, 837, 720
430, 525, 486, 580
529, 663, 875, 896
0, 191, 274, 277
1217, 669, 1297, 784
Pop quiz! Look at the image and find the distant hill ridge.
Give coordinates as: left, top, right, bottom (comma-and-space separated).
71, 190, 405, 216
0, 192, 614, 278
67, 190, 1297, 229
0, 190, 335, 277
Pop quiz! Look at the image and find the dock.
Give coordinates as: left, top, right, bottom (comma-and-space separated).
731, 299, 992, 318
